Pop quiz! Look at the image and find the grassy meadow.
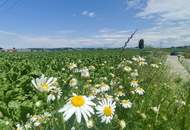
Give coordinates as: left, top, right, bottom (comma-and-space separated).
0, 50, 189, 130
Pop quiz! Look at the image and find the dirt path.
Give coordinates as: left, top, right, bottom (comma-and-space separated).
186, 59, 190, 62
166, 55, 190, 81
183, 58, 190, 73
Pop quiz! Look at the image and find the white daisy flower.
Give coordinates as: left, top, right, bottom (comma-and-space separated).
91, 87, 99, 95
150, 64, 159, 68
100, 77, 108, 81
68, 63, 77, 70
130, 70, 138, 77
116, 91, 125, 97
24, 122, 32, 129
138, 61, 147, 66
89, 65, 95, 70
35, 101, 42, 107
71, 127, 75, 130
47, 94, 56, 103
135, 87, 145, 95
132, 56, 138, 62
130, 80, 139, 87
175, 100, 186, 106
30, 115, 42, 127
134, 56, 145, 62
126, 60, 133, 64
69, 78, 78, 87
123, 66, 132, 72
132, 56, 147, 66
58, 94, 95, 123
110, 66, 114, 69
138, 56, 145, 61
105, 94, 113, 99
96, 98, 116, 124
117, 63, 123, 68
47, 87, 62, 103
32, 74, 57, 93
16, 124, 24, 130
110, 73, 115, 77
42, 112, 52, 120
121, 99, 132, 108
110, 80, 117, 86
98, 82, 110, 92
138, 57, 147, 66
29, 113, 51, 127
130, 90, 135, 95
119, 85, 124, 89
80, 68, 90, 78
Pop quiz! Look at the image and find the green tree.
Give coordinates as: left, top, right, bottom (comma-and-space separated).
139, 39, 144, 49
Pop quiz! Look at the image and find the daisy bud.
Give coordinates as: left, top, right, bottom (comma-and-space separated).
86, 119, 94, 128
119, 120, 126, 129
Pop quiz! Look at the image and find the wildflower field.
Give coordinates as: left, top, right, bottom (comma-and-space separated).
0, 50, 189, 130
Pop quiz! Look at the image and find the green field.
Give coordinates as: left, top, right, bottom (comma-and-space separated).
0, 50, 189, 130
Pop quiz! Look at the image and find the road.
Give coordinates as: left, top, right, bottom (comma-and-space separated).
166, 55, 190, 81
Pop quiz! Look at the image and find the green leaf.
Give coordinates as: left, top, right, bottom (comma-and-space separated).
8, 101, 20, 109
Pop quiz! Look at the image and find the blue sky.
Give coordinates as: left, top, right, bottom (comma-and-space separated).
0, 0, 189, 48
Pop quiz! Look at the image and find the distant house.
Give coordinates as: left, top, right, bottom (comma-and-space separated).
7, 48, 16, 52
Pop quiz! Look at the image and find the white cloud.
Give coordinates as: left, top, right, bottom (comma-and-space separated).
130, 0, 190, 47
88, 12, 95, 17
82, 10, 88, 15
137, 0, 190, 22
125, 0, 144, 10
136, 26, 190, 47
1, 25, 189, 49
96, 25, 190, 48
81, 10, 96, 18
0, 30, 118, 49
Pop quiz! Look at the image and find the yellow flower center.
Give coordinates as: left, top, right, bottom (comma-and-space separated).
118, 91, 124, 95
100, 83, 109, 88
136, 87, 143, 91
132, 80, 138, 83
41, 83, 49, 91
122, 100, 129, 104
103, 106, 112, 116
71, 96, 85, 107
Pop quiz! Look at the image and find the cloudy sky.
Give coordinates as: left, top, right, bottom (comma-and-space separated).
0, 0, 189, 48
